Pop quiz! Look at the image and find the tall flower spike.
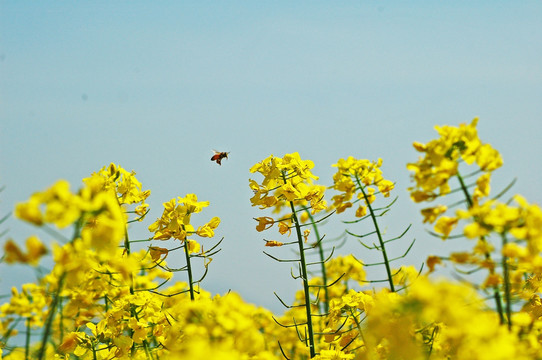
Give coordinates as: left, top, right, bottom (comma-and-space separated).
148, 193, 221, 301
330, 157, 413, 293
249, 152, 326, 358
407, 118, 502, 205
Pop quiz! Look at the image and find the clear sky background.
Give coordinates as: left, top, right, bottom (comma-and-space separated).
1, 1, 541, 313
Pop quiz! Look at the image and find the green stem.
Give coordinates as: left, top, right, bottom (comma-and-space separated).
25, 317, 31, 360
58, 297, 64, 348
305, 209, 329, 314
122, 217, 137, 356
355, 176, 395, 292
119, 199, 152, 359
501, 233, 512, 330
348, 308, 367, 349
456, 172, 473, 208
37, 272, 66, 360
456, 172, 505, 324
290, 201, 316, 358
92, 341, 98, 360
184, 239, 195, 301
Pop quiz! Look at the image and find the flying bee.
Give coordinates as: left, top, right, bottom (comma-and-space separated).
211, 150, 230, 165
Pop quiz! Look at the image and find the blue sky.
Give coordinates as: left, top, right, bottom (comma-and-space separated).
1, 1, 541, 313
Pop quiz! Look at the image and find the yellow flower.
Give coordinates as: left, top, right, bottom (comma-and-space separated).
473, 173, 492, 200
186, 239, 201, 254
314, 349, 355, 359
420, 205, 447, 224
355, 205, 367, 217
14, 195, 43, 225
58, 332, 84, 353
148, 246, 169, 261
278, 221, 291, 236
178, 193, 210, 214
377, 178, 395, 197
84, 163, 151, 206
249, 152, 326, 237
197, 216, 221, 238
149, 194, 215, 243
3, 236, 47, 266
331, 157, 394, 217
264, 240, 284, 247
407, 118, 502, 206
254, 216, 274, 232
476, 143, 503, 171
134, 203, 149, 218
482, 273, 502, 288
303, 229, 310, 242
434, 216, 458, 238
426, 255, 442, 273
80, 192, 126, 258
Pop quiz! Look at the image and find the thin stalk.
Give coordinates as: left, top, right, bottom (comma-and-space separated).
305, 209, 329, 314
25, 317, 31, 360
37, 272, 66, 360
121, 211, 137, 356
120, 199, 153, 359
456, 171, 504, 323
355, 176, 395, 292
290, 201, 316, 358
501, 232, 512, 330
58, 297, 64, 347
184, 239, 195, 301
91, 340, 98, 360
348, 308, 367, 349
456, 172, 473, 208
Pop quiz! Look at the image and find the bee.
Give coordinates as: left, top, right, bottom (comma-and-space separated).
211, 150, 230, 165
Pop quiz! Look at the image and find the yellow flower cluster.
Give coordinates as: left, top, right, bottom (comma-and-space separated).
2, 164, 282, 360
148, 194, 220, 253
322, 254, 367, 298
407, 117, 502, 204
250, 152, 326, 214
3, 235, 47, 266
331, 157, 394, 217
455, 195, 542, 293
362, 276, 538, 360
2, 119, 541, 360
13, 163, 151, 259
406, 118, 507, 240
250, 152, 326, 243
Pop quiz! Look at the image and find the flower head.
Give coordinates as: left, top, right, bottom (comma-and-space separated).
330, 157, 394, 217
250, 152, 326, 233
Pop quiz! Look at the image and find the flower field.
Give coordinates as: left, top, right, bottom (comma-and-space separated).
1, 118, 541, 359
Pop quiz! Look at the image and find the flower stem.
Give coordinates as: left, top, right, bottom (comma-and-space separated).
501, 233, 513, 330
348, 308, 367, 349
290, 201, 316, 358
305, 209, 329, 314
120, 201, 153, 359
355, 176, 395, 292
455, 172, 473, 208
37, 272, 66, 360
25, 317, 31, 360
456, 171, 505, 324
184, 239, 195, 301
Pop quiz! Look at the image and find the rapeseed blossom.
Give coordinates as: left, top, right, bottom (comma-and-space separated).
331, 157, 394, 216
250, 152, 326, 217
3, 236, 47, 266
407, 118, 502, 205
148, 194, 220, 254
